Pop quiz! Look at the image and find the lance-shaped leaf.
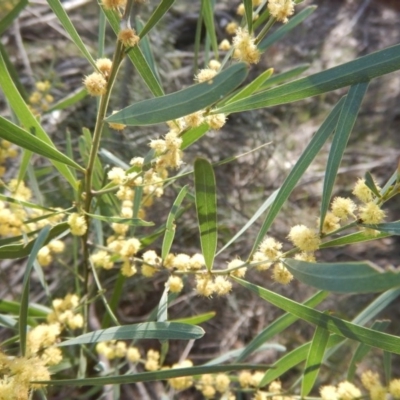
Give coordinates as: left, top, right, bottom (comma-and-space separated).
139, 0, 175, 39
248, 97, 345, 258
261, 288, 400, 385
20, 226, 50, 355
201, 0, 219, 59
258, 64, 309, 91
236, 291, 328, 362
225, 68, 274, 105
85, 213, 153, 226
0, 116, 84, 171
181, 124, 210, 150
320, 82, 369, 230
59, 322, 204, 347
100, 6, 164, 97
284, 259, 400, 293
233, 277, 400, 354
258, 6, 317, 51
162, 185, 189, 259
347, 320, 390, 381
106, 63, 248, 126
0, 0, 27, 35
47, 0, 97, 69
0, 222, 69, 260
215, 43, 400, 114
194, 158, 217, 271
362, 221, 400, 235
301, 325, 330, 397
243, 0, 253, 33
0, 53, 79, 188
320, 231, 391, 249
34, 364, 262, 386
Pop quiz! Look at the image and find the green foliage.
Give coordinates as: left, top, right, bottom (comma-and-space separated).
0, 0, 400, 398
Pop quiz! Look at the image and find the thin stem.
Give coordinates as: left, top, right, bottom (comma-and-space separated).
255, 16, 276, 45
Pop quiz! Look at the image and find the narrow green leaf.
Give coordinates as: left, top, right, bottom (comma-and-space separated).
0, 53, 79, 188
127, 45, 165, 97
106, 63, 248, 126
162, 185, 189, 259
136, 17, 162, 86
172, 311, 216, 325
0, 299, 50, 317
138, 0, 175, 39
194, 158, 217, 271
157, 288, 169, 323
284, 259, 400, 293
226, 68, 274, 104
261, 288, 400, 385
85, 213, 153, 226
206, 344, 285, 367
364, 171, 382, 198
0, 116, 84, 171
248, 97, 344, 258
383, 351, 392, 385
0, 222, 69, 260
301, 325, 330, 397
243, 0, 253, 34
46, 87, 87, 113
258, 64, 309, 91
0, 0, 27, 35
20, 226, 50, 355
0, 42, 28, 100
59, 322, 204, 346
261, 335, 343, 386
362, 221, 400, 235
320, 230, 391, 248
201, 0, 219, 59
347, 320, 390, 381
47, 0, 97, 69
35, 364, 262, 386
100, 6, 164, 97
258, 6, 317, 51
234, 278, 400, 354
181, 124, 210, 150
215, 43, 400, 114
236, 291, 328, 362
320, 82, 369, 231
0, 194, 55, 212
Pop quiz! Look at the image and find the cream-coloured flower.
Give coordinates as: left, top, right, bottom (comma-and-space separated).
288, 224, 320, 252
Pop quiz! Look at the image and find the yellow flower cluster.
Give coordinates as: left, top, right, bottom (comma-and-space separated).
67, 212, 87, 236
26, 323, 62, 365
320, 381, 361, 400
101, 0, 126, 10
232, 27, 261, 64
83, 58, 113, 97
95, 341, 141, 362
0, 351, 51, 400
96, 340, 127, 359
195, 373, 232, 398
144, 349, 160, 371
0, 140, 18, 178
118, 28, 140, 48
168, 359, 194, 391
268, 0, 295, 23
47, 294, 83, 330
238, 370, 265, 388
254, 380, 295, 400
361, 370, 400, 400
29, 80, 54, 113
37, 240, 65, 267
0, 181, 64, 238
